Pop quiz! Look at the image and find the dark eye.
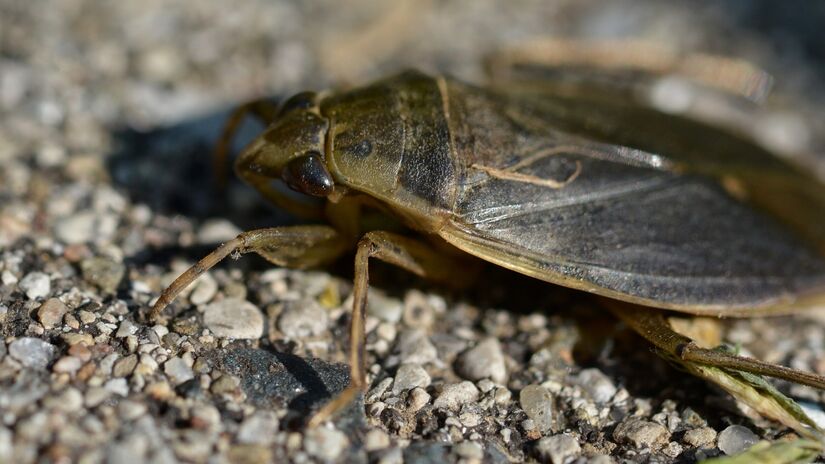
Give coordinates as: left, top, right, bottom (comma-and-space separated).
279, 91, 317, 115
281, 152, 334, 197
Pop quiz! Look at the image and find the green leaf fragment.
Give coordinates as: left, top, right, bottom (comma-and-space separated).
702, 439, 823, 464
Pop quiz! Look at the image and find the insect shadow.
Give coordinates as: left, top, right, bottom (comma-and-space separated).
107, 103, 298, 265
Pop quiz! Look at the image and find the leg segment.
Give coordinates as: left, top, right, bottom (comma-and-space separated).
307, 231, 469, 426
150, 225, 348, 320
605, 299, 825, 389
214, 98, 281, 187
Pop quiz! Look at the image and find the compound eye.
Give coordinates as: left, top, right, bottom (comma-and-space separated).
279, 91, 317, 115
281, 152, 334, 197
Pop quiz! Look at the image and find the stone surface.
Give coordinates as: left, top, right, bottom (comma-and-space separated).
203, 298, 264, 339
396, 330, 438, 365
36, 298, 68, 329
9, 338, 57, 369
18, 272, 50, 300
304, 427, 349, 462
519, 385, 554, 434
613, 418, 669, 449
683, 427, 717, 448
163, 357, 194, 385
455, 337, 507, 384
574, 368, 617, 404
392, 363, 431, 395
535, 434, 581, 464
433, 381, 480, 410
81, 257, 125, 294
237, 411, 279, 445
717, 425, 759, 455
2, 2, 824, 463
277, 299, 328, 338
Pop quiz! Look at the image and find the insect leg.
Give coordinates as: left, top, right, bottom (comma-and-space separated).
150, 225, 348, 320
214, 99, 281, 187
605, 300, 825, 389
308, 231, 468, 427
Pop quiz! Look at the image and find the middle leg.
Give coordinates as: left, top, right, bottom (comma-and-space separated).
308, 231, 472, 426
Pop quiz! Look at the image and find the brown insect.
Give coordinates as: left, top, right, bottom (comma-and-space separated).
150, 41, 825, 429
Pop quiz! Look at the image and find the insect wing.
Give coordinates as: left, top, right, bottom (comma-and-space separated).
487, 50, 825, 253
436, 75, 825, 315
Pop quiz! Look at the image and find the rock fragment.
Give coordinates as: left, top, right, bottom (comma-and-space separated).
203, 298, 264, 339
455, 337, 507, 383
9, 337, 57, 369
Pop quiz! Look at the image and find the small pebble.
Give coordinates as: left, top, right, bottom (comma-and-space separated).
116, 319, 138, 338
519, 385, 554, 434
85, 387, 111, 408
53, 356, 82, 374
104, 378, 129, 396
277, 299, 328, 338
81, 257, 125, 294
77, 310, 96, 324
613, 418, 669, 449
118, 400, 147, 420
19, 272, 50, 300
113, 354, 138, 377
55, 212, 96, 244
164, 357, 194, 385
196, 219, 241, 244
37, 298, 68, 329
402, 290, 436, 328
574, 368, 617, 404
9, 337, 57, 369
63, 333, 94, 346
368, 290, 403, 323
535, 434, 581, 464
683, 426, 717, 448
203, 298, 264, 339
364, 429, 390, 451
455, 337, 507, 383
189, 273, 218, 305
227, 445, 272, 464
717, 425, 759, 455
68, 343, 91, 362
407, 387, 431, 412
43, 387, 83, 413
211, 374, 240, 395
391, 363, 431, 395
237, 411, 280, 445
433, 381, 479, 410
396, 330, 438, 365
453, 441, 483, 460
304, 427, 349, 461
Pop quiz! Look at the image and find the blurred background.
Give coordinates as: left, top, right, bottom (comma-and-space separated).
4, 0, 825, 226
3, 1, 825, 462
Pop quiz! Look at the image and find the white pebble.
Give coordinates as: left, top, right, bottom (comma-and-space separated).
391, 363, 431, 395
203, 298, 264, 339
18, 272, 50, 300
433, 381, 479, 410
9, 337, 56, 369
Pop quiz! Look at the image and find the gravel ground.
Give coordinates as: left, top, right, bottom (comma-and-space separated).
3, 1, 825, 463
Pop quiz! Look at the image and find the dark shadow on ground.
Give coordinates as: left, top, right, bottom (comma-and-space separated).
107, 101, 299, 230
209, 346, 366, 433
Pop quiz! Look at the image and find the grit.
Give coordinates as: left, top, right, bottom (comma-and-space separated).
3, 1, 825, 463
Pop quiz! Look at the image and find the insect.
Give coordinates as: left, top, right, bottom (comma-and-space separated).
151, 41, 825, 429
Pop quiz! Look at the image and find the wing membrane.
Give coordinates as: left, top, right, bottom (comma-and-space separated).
486, 47, 825, 253
442, 138, 825, 315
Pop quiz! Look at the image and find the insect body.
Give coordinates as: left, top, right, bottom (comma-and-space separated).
152, 50, 825, 428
